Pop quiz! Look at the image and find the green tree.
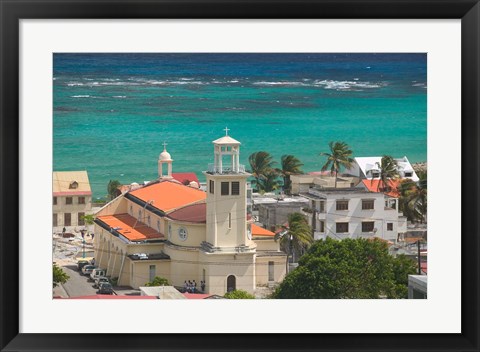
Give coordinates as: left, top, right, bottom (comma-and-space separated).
320, 141, 354, 188
275, 213, 313, 263
373, 155, 399, 192
391, 254, 418, 298
277, 155, 303, 194
107, 179, 121, 200
145, 276, 170, 287
272, 238, 416, 299
53, 264, 70, 288
224, 289, 255, 299
256, 169, 282, 193
248, 151, 276, 192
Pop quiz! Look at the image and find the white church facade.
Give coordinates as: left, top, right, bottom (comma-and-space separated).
93, 131, 287, 296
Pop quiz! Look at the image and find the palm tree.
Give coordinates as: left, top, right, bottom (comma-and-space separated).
398, 179, 417, 222
107, 179, 121, 200
248, 151, 276, 191
373, 155, 399, 192
406, 174, 427, 223
277, 155, 303, 195
320, 141, 354, 188
275, 212, 313, 264
257, 170, 282, 193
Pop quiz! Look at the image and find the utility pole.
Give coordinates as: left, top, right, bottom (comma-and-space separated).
417, 240, 421, 275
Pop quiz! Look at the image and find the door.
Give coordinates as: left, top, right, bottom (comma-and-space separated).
227, 275, 236, 292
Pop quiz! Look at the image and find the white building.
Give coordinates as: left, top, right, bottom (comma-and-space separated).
301, 187, 407, 243
345, 156, 419, 182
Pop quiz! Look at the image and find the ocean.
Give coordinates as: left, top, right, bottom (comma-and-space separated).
53, 53, 427, 199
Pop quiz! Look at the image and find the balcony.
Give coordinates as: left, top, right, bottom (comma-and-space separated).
207, 163, 246, 174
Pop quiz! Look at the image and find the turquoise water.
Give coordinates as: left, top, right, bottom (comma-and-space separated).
53, 53, 427, 199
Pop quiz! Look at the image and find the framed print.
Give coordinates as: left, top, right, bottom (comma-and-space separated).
1, 0, 479, 351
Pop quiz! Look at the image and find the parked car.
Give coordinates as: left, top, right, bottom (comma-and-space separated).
93, 276, 109, 288
89, 268, 106, 282
77, 259, 90, 271
97, 282, 114, 295
81, 265, 96, 276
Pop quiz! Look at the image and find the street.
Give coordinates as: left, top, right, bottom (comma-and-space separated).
61, 265, 98, 297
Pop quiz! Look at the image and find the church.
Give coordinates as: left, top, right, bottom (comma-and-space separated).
93, 131, 287, 296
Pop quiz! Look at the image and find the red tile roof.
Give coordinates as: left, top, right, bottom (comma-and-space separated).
167, 203, 206, 223
251, 224, 275, 237
361, 179, 401, 197
183, 293, 213, 299
61, 295, 157, 299
129, 180, 206, 213
96, 213, 164, 241
172, 172, 200, 186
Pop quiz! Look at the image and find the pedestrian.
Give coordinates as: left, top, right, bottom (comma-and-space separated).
184, 280, 188, 292
62, 227, 66, 234
193, 280, 197, 293
201, 280, 205, 292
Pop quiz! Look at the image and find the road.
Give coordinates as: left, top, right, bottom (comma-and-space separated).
61, 265, 98, 298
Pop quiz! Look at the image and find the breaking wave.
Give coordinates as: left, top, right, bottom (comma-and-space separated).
62, 77, 387, 91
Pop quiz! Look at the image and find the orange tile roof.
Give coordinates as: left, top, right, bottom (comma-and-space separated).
129, 180, 206, 213
96, 213, 164, 241
362, 179, 401, 197
251, 224, 275, 237
167, 203, 206, 223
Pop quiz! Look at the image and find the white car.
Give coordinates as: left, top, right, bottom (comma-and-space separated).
81, 265, 96, 276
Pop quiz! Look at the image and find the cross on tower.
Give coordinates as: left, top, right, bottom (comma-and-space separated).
224, 127, 230, 136
162, 141, 168, 150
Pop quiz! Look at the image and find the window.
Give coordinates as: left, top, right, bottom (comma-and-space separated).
228, 213, 232, 229
221, 182, 229, 196
371, 171, 380, 178
157, 220, 161, 232
53, 213, 58, 227
336, 200, 349, 211
405, 172, 413, 177
66, 197, 73, 205
268, 261, 274, 282
149, 265, 156, 282
319, 201, 325, 213
78, 212, 85, 226
319, 221, 325, 233
78, 197, 85, 204
64, 213, 71, 226
69, 181, 78, 189
209, 180, 214, 194
387, 223, 393, 231
362, 221, 375, 232
362, 200, 375, 210
231, 182, 240, 195
336, 222, 348, 233
147, 215, 151, 227
53, 197, 57, 205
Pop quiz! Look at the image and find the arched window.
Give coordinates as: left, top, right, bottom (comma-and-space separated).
227, 275, 236, 292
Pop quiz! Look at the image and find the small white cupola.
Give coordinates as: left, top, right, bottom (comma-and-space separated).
158, 142, 173, 179
209, 127, 244, 174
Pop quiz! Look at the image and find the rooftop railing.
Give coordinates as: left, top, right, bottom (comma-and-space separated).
207, 163, 246, 174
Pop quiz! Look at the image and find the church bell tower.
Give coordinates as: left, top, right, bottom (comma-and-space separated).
203, 128, 254, 249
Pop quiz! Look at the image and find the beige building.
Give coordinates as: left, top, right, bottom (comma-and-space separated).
53, 171, 92, 232
93, 132, 287, 296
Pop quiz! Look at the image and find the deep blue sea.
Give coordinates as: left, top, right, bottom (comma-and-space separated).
53, 53, 427, 199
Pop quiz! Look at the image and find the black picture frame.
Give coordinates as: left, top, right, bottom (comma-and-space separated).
1, 1, 479, 351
